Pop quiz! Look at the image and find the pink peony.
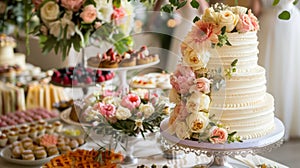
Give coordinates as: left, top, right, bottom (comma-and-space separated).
248, 9, 259, 31
194, 77, 211, 94
61, 0, 84, 12
209, 126, 228, 144
184, 21, 216, 46
121, 94, 141, 110
236, 13, 253, 33
93, 102, 116, 118
80, 5, 97, 23
170, 64, 196, 94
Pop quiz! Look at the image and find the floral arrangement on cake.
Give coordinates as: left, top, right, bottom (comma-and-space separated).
31, 0, 134, 59
180, 3, 259, 66
79, 90, 170, 138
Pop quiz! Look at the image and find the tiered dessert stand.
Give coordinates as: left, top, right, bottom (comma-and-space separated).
160, 118, 285, 168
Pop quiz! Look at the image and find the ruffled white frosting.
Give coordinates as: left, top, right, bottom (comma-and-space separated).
207, 31, 275, 140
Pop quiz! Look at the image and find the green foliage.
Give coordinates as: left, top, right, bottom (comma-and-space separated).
193, 16, 200, 23
293, 0, 299, 5
273, 0, 280, 6
278, 11, 291, 20
190, 0, 199, 9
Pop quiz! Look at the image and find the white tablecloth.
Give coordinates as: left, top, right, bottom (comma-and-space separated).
0, 134, 289, 168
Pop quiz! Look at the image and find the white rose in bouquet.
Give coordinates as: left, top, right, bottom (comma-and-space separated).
102, 96, 121, 106
186, 112, 209, 133
95, 0, 114, 23
139, 103, 155, 119
40, 1, 59, 22
231, 6, 248, 15
116, 106, 132, 120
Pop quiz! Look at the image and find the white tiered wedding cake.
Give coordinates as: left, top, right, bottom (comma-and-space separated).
168, 3, 275, 143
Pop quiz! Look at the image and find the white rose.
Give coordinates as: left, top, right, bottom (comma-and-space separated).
186, 91, 201, 113
199, 94, 211, 111
175, 121, 190, 139
61, 17, 75, 39
40, 1, 59, 22
139, 103, 155, 119
95, 0, 113, 22
182, 44, 211, 70
102, 96, 120, 106
218, 10, 239, 32
169, 88, 181, 104
202, 8, 218, 23
116, 106, 132, 120
49, 20, 62, 38
231, 6, 248, 15
186, 112, 209, 133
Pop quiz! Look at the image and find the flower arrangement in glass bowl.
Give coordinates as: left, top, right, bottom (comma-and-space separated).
31, 0, 135, 60
79, 90, 170, 139
167, 63, 242, 144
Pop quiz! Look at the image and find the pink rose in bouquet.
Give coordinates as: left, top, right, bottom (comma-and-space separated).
170, 64, 196, 94
121, 94, 141, 110
193, 77, 211, 94
32, 0, 44, 9
209, 126, 228, 144
80, 5, 97, 23
93, 102, 116, 118
61, 0, 84, 12
111, 7, 126, 22
236, 14, 253, 33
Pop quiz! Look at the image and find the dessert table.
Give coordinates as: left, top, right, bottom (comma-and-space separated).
0, 133, 289, 168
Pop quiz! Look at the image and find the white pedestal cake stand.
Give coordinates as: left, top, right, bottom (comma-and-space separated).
89, 60, 159, 94
160, 118, 284, 168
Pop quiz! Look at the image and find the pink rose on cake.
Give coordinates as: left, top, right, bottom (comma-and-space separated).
170, 64, 195, 94
190, 77, 211, 94
61, 0, 84, 12
186, 112, 209, 133
209, 126, 228, 144
248, 10, 259, 31
80, 5, 97, 23
236, 13, 253, 33
121, 94, 141, 110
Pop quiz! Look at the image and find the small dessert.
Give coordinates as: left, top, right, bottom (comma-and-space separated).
10, 126, 19, 133
29, 123, 37, 129
12, 141, 23, 148
23, 141, 34, 150
45, 124, 54, 134
87, 57, 101, 67
119, 53, 136, 67
59, 145, 71, 154
22, 150, 35, 160
7, 131, 18, 144
18, 130, 29, 140
28, 128, 38, 139
38, 120, 47, 126
39, 134, 58, 147
57, 141, 65, 150
76, 138, 85, 146
36, 125, 45, 136
34, 148, 47, 159
149, 54, 159, 62
1, 129, 9, 136
20, 124, 30, 132
47, 146, 59, 156
69, 139, 79, 149
0, 134, 8, 147
53, 121, 63, 132
12, 146, 23, 159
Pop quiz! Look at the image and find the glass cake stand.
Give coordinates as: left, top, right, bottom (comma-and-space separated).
88, 60, 160, 94
160, 118, 285, 168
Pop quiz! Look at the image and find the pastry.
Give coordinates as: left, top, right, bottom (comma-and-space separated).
59, 145, 71, 154
119, 53, 136, 67
76, 138, 85, 146
23, 141, 34, 150
7, 131, 18, 144
149, 54, 159, 62
28, 128, 38, 139
12, 146, 23, 159
18, 130, 28, 140
69, 139, 79, 149
0, 134, 8, 147
45, 124, 54, 134
36, 125, 45, 136
53, 121, 63, 132
87, 57, 101, 68
47, 146, 59, 156
37, 120, 47, 126
34, 148, 47, 159
22, 150, 35, 160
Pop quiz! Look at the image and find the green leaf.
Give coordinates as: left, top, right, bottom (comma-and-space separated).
221, 26, 226, 35
231, 59, 238, 67
293, 0, 299, 5
193, 16, 200, 23
113, 0, 121, 8
190, 0, 199, 9
169, 0, 178, 6
273, 0, 280, 6
161, 4, 173, 13
278, 11, 291, 20
176, 0, 187, 10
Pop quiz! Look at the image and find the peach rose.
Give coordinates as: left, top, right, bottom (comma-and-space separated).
236, 14, 253, 33
80, 5, 97, 23
61, 0, 84, 12
190, 77, 211, 94
209, 126, 228, 144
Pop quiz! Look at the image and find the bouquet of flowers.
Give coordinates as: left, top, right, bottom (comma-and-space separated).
80, 90, 170, 138
31, 0, 135, 60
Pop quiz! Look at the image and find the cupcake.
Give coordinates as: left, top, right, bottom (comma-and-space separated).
10, 126, 19, 133
69, 139, 79, 149
45, 124, 54, 134
36, 125, 45, 136
53, 121, 63, 132
7, 131, 18, 144
18, 130, 28, 140
34, 148, 47, 159
28, 128, 38, 139
37, 120, 47, 126
22, 150, 35, 160
1, 129, 9, 136
12, 146, 23, 159
59, 145, 71, 154
29, 123, 37, 129
23, 141, 34, 150
20, 124, 30, 132
47, 146, 59, 156
0, 134, 8, 147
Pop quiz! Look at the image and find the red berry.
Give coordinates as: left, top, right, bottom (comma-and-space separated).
63, 75, 71, 85
106, 48, 114, 56
97, 75, 105, 82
